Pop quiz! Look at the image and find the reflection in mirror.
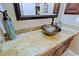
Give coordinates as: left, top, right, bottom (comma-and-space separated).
13, 3, 58, 20
53, 3, 60, 15
19, 3, 54, 16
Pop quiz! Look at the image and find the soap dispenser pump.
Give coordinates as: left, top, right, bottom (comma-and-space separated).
2, 10, 17, 40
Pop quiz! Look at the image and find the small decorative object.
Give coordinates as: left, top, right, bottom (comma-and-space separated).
2, 10, 17, 40
0, 4, 17, 40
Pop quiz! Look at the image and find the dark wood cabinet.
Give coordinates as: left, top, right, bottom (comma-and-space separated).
54, 45, 66, 56
65, 3, 79, 14
54, 3, 79, 14
41, 35, 75, 56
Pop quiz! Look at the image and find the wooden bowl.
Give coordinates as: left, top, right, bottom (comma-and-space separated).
42, 24, 61, 36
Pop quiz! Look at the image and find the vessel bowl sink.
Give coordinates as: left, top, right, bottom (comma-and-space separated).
42, 24, 61, 36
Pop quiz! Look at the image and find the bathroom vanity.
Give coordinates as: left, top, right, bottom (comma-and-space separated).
0, 24, 78, 56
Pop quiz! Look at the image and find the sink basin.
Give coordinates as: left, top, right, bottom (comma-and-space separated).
42, 24, 61, 36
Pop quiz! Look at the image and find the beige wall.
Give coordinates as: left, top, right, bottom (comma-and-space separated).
0, 3, 56, 30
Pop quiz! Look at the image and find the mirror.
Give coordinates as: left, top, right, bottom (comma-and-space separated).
13, 3, 59, 20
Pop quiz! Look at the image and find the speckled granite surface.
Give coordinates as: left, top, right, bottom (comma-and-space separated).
0, 25, 78, 56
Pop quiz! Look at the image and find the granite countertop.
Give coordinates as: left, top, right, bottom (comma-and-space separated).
0, 25, 78, 56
